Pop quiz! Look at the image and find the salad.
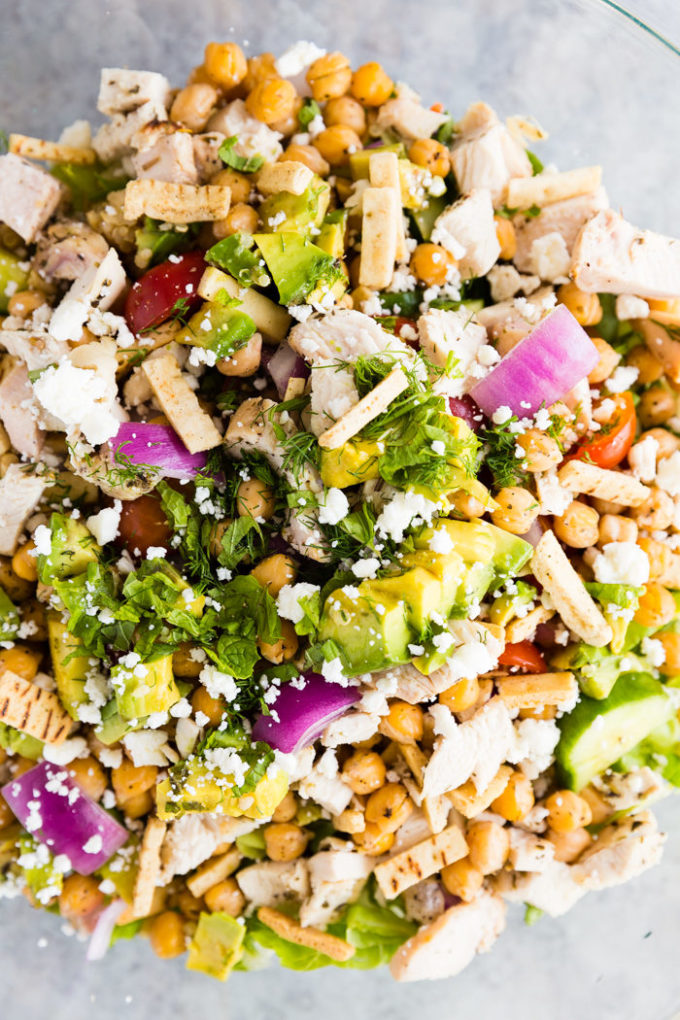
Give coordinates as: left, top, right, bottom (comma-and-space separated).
0, 37, 679, 984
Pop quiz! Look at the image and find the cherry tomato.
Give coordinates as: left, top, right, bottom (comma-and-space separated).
498, 640, 547, 674
568, 392, 637, 470
115, 493, 172, 556
448, 395, 484, 432
124, 250, 206, 335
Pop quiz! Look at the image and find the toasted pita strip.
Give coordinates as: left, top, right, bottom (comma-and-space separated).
398, 742, 428, 788
531, 530, 612, 646
495, 671, 578, 711
637, 318, 680, 384
369, 151, 407, 261
506, 115, 548, 143
186, 848, 241, 898
258, 160, 314, 197
359, 186, 399, 289
557, 461, 648, 507
375, 824, 468, 899
506, 166, 602, 209
257, 906, 355, 962
318, 365, 408, 449
422, 795, 450, 835
0, 671, 71, 745
123, 179, 231, 224
447, 765, 513, 819
198, 266, 291, 342
131, 816, 167, 919
142, 352, 222, 453
9, 133, 97, 165
506, 605, 554, 644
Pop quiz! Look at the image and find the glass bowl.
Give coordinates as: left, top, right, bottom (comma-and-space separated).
1, 2, 679, 1018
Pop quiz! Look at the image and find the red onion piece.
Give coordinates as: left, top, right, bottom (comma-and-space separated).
108, 422, 209, 479
266, 343, 309, 399
448, 395, 484, 432
86, 899, 127, 961
470, 305, 599, 417
252, 672, 360, 753
518, 519, 545, 548
1, 761, 129, 875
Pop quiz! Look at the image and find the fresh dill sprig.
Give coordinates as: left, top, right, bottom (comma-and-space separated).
480, 418, 528, 488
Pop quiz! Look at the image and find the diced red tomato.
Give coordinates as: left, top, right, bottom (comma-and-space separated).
447, 395, 484, 432
124, 250, 206, 335
115, 493, 172, 557
568, 391, 637, 470
498, 640, 547, 674
430, 102, 444, 113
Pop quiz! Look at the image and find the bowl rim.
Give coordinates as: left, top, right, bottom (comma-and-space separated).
599, 0, 680, 56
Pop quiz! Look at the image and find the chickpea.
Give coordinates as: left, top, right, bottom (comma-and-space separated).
119, 790, 153, 820
630, 487, 674, 530
243, 52, 278, 92
111, 760, 158, 803
324, 95, 366, 135
438, 676, 480, 714
191, 685, 226, 727
306, 52, 352, 102
545, 790, 592, 832
634, 583, 677, 629
271, 790, 298, 823
0, 794, 14, 829
68, 756, 107, 801
186, 64, 216, 87
378, 702, 424, 744
208, 519, 233, 559
264, 821, 308, 861
408, 138, 450, 177
58, 874, 104, 920
216, 332, 263, 376
212, 202, 260, 240
546, 826, 592, 863
0, 557, 34, 601
637, 537, 674, 582
0, 645, 41, 681
246, 77, 298, 125
516, 429, 563, 473
591, 496, 624, 516
313, 125, 363, 167
204, 877, 246, 916
490, 487, 540, 536
638, 385, 675, 427
448, 490, 486, 518
250, 554, 297, 596
148, 911, 186, 959
657, 632, 680, 675
350, 62, 393, 106
172, 642, 204, 678
170, 83, 218, 131
203, 41, 248, 89
259, 619, 299, 664
553, 500, 600, 549
410, 243, 456, 287
557, 282, 602, 326
639, 427, 680, 460
342, 750, 386, 795
365, 782, 413, 834
11, 541, 38, 583
0, 453, 19, 478
491, 770, 535, 822
333, 805, 366, 834
579, 785, 611, 825
466, 820, 510, 875
19, 600, 47, 642
494, 216, 517, 261
235, 477, 276, 520
440, 857, 484, 902
211, 167, 252, 204
597, 513, 638, 546
10, 756, 35, 779
270, 95, 304, 138
352, 822, 394, 856
587, 336, 621, 384
280, 143, 330, 177
626, 345, 664, 385
175, 888, 204, 921
7, 289, 45, 319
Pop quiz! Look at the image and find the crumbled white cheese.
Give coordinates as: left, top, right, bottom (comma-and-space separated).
592, 542, 650, 586
31, 523, 52, 557
628, 436, 659, 483
32, 357, 121, 445
86, 502, 122, 545
615, 295, 650, 321
428, 529, 454, 554
605, 365, 639, 394
641, 636, 666, 668
491, 405, 513, 425
321, 656, 353, 688
199, 664, 238, 703
123, 730, 171, 767
535, 469, 574, 517
275, 40, 326, 78
276, 582, 321, 624
351, 557, 381, 580
42, 737, 88, 766
318, 487, 350, 525
655, 450, 680, 496
375, 490, 441, 543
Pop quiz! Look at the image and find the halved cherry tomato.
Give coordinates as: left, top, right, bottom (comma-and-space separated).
124, 250, 206, 335
568, 391, 636, 470
498, 640, 547, 674
448, 394, 484, 432
115, 493, 172, 557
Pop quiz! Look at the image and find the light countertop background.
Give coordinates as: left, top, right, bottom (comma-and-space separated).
1, 2, 679, 1018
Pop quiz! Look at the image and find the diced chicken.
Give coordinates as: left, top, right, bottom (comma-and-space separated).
0, 153, 62, 243
591, 767, 667, 816
390, 893, 506, 982
431, 189, 500, 278
497, 859, 586, 916
321, 710, 380, 748
450, 102, 532, 207
390, 809, 437, 855
299, 848, 373, 927
417, 308, 488, 397
297, 763, 353, 816
513, 188, 609, 273
422, 698, 516, 799
131, 126, 198, 185
236, 859, 310, 907
0, 464, 46, 556
486, 265, 540, 303
192, 132, 227, 182
571, 812, 665, 890
373, 97, 448, 142
507, 166, 602, 210
403, 879, 446, 925
97, 68, 171, 117
288, 308, 411, 366
159, 813, 258, 883
33, 219, 110, 282
0, 328, 69, 373
507, 828, 555, 873
309, 363, 359, 437
49, 248, 127, 343
571, 208, 680, 299
207, 99, 283, 163
0, 362, 43, 458
93, 105, 164, 163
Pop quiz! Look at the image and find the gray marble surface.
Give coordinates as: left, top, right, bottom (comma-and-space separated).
1, 2, 680, 1018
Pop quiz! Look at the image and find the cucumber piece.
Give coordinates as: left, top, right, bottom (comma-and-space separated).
556, 672, 673, 791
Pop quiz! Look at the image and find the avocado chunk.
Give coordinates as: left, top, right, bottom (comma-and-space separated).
416, 519, 532, 576
47, 611, 89, 719
259, 177, 330, 235
156, 756, 289, 821
488, 580, 536, 627
371, 566, 443, 633
410, 194, 449, 241
94, 701, 137, 745
112, 653, 180, 721
0, 721, 43, 760
38, 514, 100, 583
318, 587, 411, 675
176, 299, 256, 359
399, 548, 466, 619
556, 672, 673, 791
349, 144, 405, 179
253, 232, 344, 306
319, 439, 381, 489
187, 912, 245, 980
206, 232, 271, 288
0, 248, 29, 313
0, 587, 19, 642
316, 209, 348, 259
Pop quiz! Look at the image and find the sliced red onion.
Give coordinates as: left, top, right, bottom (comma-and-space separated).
252, 672, 360, 753
518, 518, 545, 548
108, 422, 209, 479
470, 305, 599, 417
1, 761, 129, 876
86, 899, 127, 961
266, 343, 309, 400
448, 395, 484, 432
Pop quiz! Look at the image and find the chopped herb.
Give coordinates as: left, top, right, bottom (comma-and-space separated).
480, 417, 528, 488
527, 150, 544, 175
298, 98, 322, 129
435, 117, 456, 145
219, 135, 264, 174
51, 162, 128, 211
